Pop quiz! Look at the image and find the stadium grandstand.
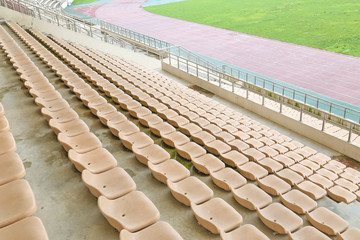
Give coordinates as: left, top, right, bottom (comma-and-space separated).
0, 0, 359, 239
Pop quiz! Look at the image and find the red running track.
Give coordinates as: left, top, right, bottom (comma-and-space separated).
72, 0, 360, 107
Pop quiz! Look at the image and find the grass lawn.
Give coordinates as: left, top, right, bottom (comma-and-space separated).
145, 0, 360, 57
71, 0, 99, 6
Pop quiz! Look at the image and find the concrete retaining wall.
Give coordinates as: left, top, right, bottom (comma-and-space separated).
163, 62, 360, 162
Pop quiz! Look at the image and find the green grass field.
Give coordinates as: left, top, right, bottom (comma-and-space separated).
145, 0, 360, 57
71, 0, 98, 6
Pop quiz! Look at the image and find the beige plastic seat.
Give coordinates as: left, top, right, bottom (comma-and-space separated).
220, 150, 248, 167
337, 227, 360, 240
108, 121, 139, 137
315, 168, 338, 181
257, 174, 291, 196
306, 173, 334, 189
0, 217, 49, 240
167, 115, 190, 128
89, 102, 117, 116
339, 171, 360, 184
306, 207, 348, 236
258, 146, 279, 158
271, 143, 290, 154
204, 140, 231, 156
167, 176, 213, 206
0, 152, 26, 186
237, 162, 268, 180
334, 178, 358, 192
0, 131, 16, 155
284, 151, 304, 163
0, 116, 10, 133
327, 185, 356, 203
138, 114, 163, 128
119, 131, 154, 151
98, 191, 160, 232
0, 179, 37, 228
275, 168, 304, 185
157, 108, 178, 120
98, 111, 127, 126
308, 153, 330, 166
120, 221, 183, 240
210, 167, 246, 191
41, 107, 79, 123
258, 158, 283, 173
294, 180, 327, 200
279, 189, 317, 214
242, 148, 266, 162
323, 163, 343, 174
35, 97, 69, 111
191, 154, 225, 174
231, 183, 272, 210
82, 168, 136, 199
220, 224, 270, 240
133, 144, 170, 165
289, 163, 314, 177
191, 130, 215, 145
49, 118, 89, 136
128, 106, 152, 119
148, 159, 190, 184
148, 120, 174, 135
257, 203, 303, 234
273, 154, 295, 167
344, 167, 360, 178
0, 103, 4, 116
58, 132, 102, 153
191, 198, 243, 234
161, 131, 190, 148
300, 159, 320, 171
288, 226, 331, 240
175, 142, 206, 160
68, 148, 117, 173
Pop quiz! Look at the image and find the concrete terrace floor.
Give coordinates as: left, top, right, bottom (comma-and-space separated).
0, 22, 360, 240
70, 0, 360, 107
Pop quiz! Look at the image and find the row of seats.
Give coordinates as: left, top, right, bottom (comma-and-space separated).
44, 29, 360, 239
4, 22, 183, 240
6, 21, 360, 239
0, 27, 49, 239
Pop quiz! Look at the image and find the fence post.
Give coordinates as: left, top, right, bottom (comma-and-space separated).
196, 64, 199, 77
300, 104, 303, 122
262, 90, 265, 106
347, 124, 352, 142
321, 114, 326, 131
280, 97, 283, 113
232, 82, 235, 92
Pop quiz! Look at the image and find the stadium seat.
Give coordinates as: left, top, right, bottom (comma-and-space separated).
337, 227, 360, 240
210, 167, 247, 191
288, 226, 330, 240
82, 168, 136, 199
220, 150, 248, 167
160, 131, 190, 148
58, 132, 102, 153
148, 159, 190, 184
175, 142, 206, 160
306, 173, 334, 189
237, 162, 268, 180
0, 131, 16, 155
120, 221, 183, 240
132, 144, 170, 165
108, 120, 140, 137
98, 191, 160, 232
220, 224, 270, 240
68, 148, 117, 173
191, 154, 225, 174
326, 185, 356, 203
167, 176, 213, 206
279, 189, 317, 214
0, 217, 49, 240
294, 180, 327, 200
231, 183, 272, 210
275, 168, 304, 185
257, 203, 303, 234
0, 116, 10, 133
257, 174, 291, 196
258, 157, 283, 173
41, 107, 79, 123
191, 198, 242, 234
0, 152, 26, 186
190, 130, 216, 145
306, 207, 348, 235
49, 118, 89, 136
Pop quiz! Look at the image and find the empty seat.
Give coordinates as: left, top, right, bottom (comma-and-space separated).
279, 189, 317, 214
191, 198, 243, 234
0, 116, 10, 132
323, 163, 343, 174
191, 130, 216, 145
82, 168, 136, 199
258, 158, 283, 173
138, 114, 163, 128
334, 178, 358, 192
328, 160, 346, 169
258, 146, 279, 158
120, 221, 183, 240
88, 102, 117, 116
108, 121, 140, 137
149, 122, 176, 137
133, 144, 170, 165
220, 224, 270, 240
257, 174, 291, 196
0, 131, 16, 155
49, 118, 89, 136
0, 152, 25, 186
191, 154, 225, 174
337, 227, 360, 240
284, 151, 304, 163
220, 150, 248, 167
204, 140, 231, 156
294, 180, 327, 200
58, 132, 102, 153
327, 185, 356, 204
210, 167, 247, 191
231, 183, 272, 210
98, 111, 127, 126
68, 148, 117, 173
289, 163, 313, 177
273, 154, 295, 167
148, 159, 190, 184
306, 207, 348, 235
308, 153, 330, 166
41, 107, 79, 123
119, 132, 154, 151
288, 226, 331, 240
237, 162, 268, 180
242, 148, 266, 162
306, 173, 334, 189
299, 160, 320, 171
316, 168, 338, 181
98, 191, 160, 232
275, 168, 304, 185
167, 176, 213, 206
175, 142, 206, 160
161, 131, 190, 148
0, 179, 37, 228
257, 203, 303, 234
35, 97, 69, 111
0, 217, 49, 240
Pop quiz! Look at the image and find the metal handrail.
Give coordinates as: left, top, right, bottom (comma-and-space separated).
2, 0, 359, 125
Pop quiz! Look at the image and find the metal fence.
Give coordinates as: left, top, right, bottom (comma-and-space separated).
1, 0, 360, 144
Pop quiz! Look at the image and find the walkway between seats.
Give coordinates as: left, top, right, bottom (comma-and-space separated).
71, 0, 360, 107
